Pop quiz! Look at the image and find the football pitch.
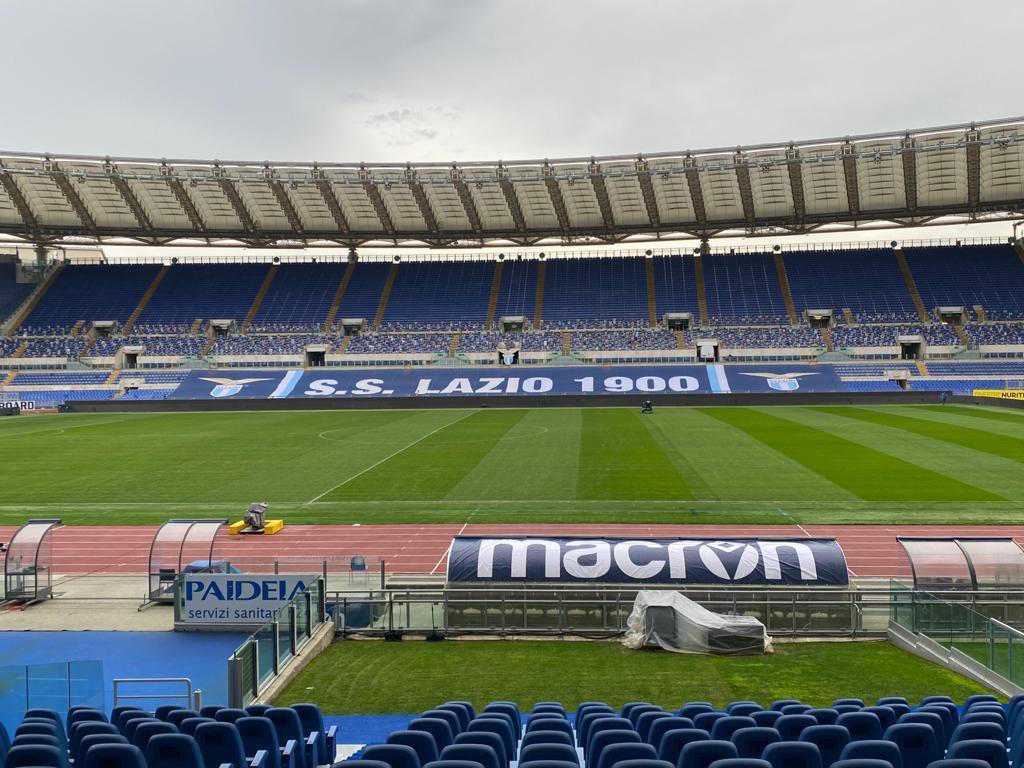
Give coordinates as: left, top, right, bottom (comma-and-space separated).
2, 403, 1024, 526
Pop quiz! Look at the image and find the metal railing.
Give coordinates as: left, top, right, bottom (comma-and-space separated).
227, 577, 328, 708
328, 584, 1024, 638
112, 677, 200, 711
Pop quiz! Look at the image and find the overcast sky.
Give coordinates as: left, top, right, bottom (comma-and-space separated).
5, 0, 1023, 164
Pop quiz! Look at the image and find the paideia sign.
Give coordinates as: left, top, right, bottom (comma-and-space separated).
177, 574, 315, 627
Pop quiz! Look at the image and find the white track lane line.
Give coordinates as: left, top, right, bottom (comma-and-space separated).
431, 521, 468, 574
305, 411, 476, 505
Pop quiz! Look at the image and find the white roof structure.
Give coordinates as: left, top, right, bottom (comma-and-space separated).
0, 117, 1022, 249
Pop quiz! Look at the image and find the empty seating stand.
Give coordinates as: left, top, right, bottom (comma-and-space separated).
384, 261, 493, 326
903, 245, 1024, 320
541, 257, 649, 325
24, 265, 162, 331
254, 264, 349, 329
138, 264, 270, 325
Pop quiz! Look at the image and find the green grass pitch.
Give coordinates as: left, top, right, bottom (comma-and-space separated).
273, 640, 994, 713
3, 403, 1024, 525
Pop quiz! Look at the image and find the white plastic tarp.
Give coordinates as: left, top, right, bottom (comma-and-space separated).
623, 590, 773, 655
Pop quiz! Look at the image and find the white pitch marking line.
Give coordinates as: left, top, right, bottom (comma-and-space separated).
305, 411, 476, 505
431, 521, 468, 575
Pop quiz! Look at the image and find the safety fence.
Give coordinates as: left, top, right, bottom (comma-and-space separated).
891, 580, 1024, 688
0, 660, 103, 734
226, 577, 327, 708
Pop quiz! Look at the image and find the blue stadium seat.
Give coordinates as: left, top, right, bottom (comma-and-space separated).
707, 760, 770, 768
180, 719, 216, 738
712, 719, 757, 743
876, 698, 908, 707
649, 719, 695, 749
585, 719, 635, 758
515, 761, 578, 768
656, 729, 709, 764
110, 708, 145, 730
833, 707, 862, 716
694, 714, 729, 733
12, 734, 63, 750
361, 744, 422, 768
247, 705, 273, 717
195, 721, 265, 768
963, 696, 999, 709
628, 707, 664, 729
155, 706, 181, 722
216, 709, 249, 724
423, 711, 463, 738
527, 718, 573, 739
482, 703, 521, 734
838, 740, 903, 768
80, 742, 147, 768
453, 733, 507, 768
448, 703, 477, 721
611, 759, 675, 768
236, 718, 287, 768
638, 713, 673, 743
532, 705, 567, 719
830, 761, 894, 768
267, 708, 317, 768
751, 713, 782, 729
898, 713, 947, 747
421, 760, 484, 768
521, 731, 574, 750
25, 710, 63, 728
777, 716, 818, 742
518, 743, 580, 767
727, 707, 762, 719
835, 713, 882, 742
595, 743, 657, 768
123, 719, 159, 745
677, 740, 738, 768
67, 709, 108, 733
959, 713, 1004, 732
578, 712, 616, 748
921, 703, 959, 732
409, 719, 456, 753
293, 704, 335, 766
389, 732, 440, 767
730, 727, 780, 760
465, 719, 515, 763
833, 701, 864, 709
167, 710, 200, 729
71, 722, 121, 757
800, 726, 850, 768
771, 702, 803, 713
8, 743, 70, 768
589, 731, 642, 768
78, 733, 130, 760
948, 723, 1003, 749
920, 697, 954, 706
199, 706, 225, 719
925, 761, 991, 768
680, 706, 715, 721
808, 711, 839, 726
339, 762, 391, 768
131, 721, 178, 752
145, 737, 202, 768
946, 740, 1008, 768
436, 706, 472, 733
783, 706, 814, 716
762, 742, 822, 768
17, 721, 67, 751
440, 743, 502, 768
881, 724, 940, 768
861, 709, 896, 733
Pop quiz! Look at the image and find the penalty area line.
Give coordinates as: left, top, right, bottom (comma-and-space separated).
305, 410, 476, 505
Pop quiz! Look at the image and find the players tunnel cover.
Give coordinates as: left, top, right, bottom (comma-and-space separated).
446, 536, 850, 586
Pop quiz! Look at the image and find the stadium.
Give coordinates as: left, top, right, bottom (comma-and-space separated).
4, 4, 1024, 768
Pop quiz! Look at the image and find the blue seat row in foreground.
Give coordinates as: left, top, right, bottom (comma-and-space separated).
0, 702, 335, 768
340, 693, 1024, 768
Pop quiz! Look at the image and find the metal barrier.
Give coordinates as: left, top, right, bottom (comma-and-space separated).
328, 584, 1024, 638
112, 677, 200, 710
227, 577, 328, 708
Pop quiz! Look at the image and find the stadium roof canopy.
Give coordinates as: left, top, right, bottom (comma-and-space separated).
1, 116, 1023, 250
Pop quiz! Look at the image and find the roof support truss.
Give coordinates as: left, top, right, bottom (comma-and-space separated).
786, 148, 806, 223
406, 168, 439, 234
162, 168, 206, 233
215, 166, 257, 234
266, 170, 303, 235
966, 128, 981, 211
107, 162, 152, 230
50, 163, 97, 233
360, 170, 394, 235
635, 159, 661, 228
589, 162, 616, 229
683, 157, 708, 229
734, 155, 756, 225
543, 163, 571, 231
901, 136, 918, 211
842, 143, 860, 217
451, 167, 482, 233
497, 165, 527, 233
0, 162, 37, 231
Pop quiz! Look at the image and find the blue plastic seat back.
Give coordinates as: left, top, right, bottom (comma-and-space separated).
833, 701, 864, 709
711, 719, 756, 743
833, 707, 861, 716
807, 711, 838, 727
782, 706, 813, 716
68, 709, 108, 733
595, 742, 656, 768
362, 744, 423, 768
770, 702, 802, 712
649, 719, 695, 749
726, 704, 762, 718
924, 760, 992, 768
628, 707, 663, 729
78, 733, 129, 759
447, 703, 477, 721
918, 706, 957, 743
436, 705, 471, 733
830, 761, 894, 768
920, 696, 954, 706
180, 718, 215, 738
776, 716, 817, 743
835, 713, 881, 743
963, 695, 999, 709
638, 713, 673, 743
71, 722, 120, 756
110, 708, 144, 730
410, 718, 456, 753
678, 739, 738, 768
341, 762, 392, 768
729, 728, 779, 760
515, 762, 580, 768
527, 719, 573, 739
166, 710, 201, 729
518, 742, 579, 767
454, 732, 507, 767
838, 740, 902, 768
876, 698, 908, 707
800, 725, 850, 768
761, 742, 822, 768
959, 713, 1004, 733
423, 760, 485, 768
124, 718, 159, 745
680, 705, 715, 721
236, 717, 282, 768
267, 707, 311, 768
532, 705, 567, 719
881, 724, 940, 768
80, 742, 147, 768
424, 710, 465, 739
25, 709, 63, 728
247, 705, 273, 717
194, 721, 249, 768
610, 759, 675, 768
199, 706, 225, 719
440, 743, 501, 768
470, 716, 515, 759
483, 703, 521, 739
16, 721, 66, 749
898, 712, 947, 747
860, 709, 895, 732
4, 743, 67, 768
707, 760, 770, 768
390, 732, 441, 767
215, 708, 249, 724
585, 719, 634, 758
949, 722, 1003, 748
294, 703, 331, 765
622, 704, 654, 721
465, 720, 514, 763
656, 729, 708, 764
521, 731, 573, 749
589, 730, 642, 768
751, 713, 781, 729
145, 735, 205, 768
12, 734, 62, 750
578, 713, 619, 749
131, 721, 178, 752
946, 739, 1009, 768
155, 706, 181, 722
694, 714, 728, 734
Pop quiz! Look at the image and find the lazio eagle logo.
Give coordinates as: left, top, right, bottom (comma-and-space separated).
199, 377, 271, 398
738, 372, 818, 391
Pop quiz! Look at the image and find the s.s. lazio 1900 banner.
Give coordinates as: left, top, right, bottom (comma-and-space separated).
169, 364, 844, 400
445, 537, 850, 586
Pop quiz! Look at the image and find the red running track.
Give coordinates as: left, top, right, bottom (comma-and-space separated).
4, 523, 1024, 579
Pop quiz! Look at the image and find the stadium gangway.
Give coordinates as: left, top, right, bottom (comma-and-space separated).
2, 518, 61, 607
324, 583, 1024, 639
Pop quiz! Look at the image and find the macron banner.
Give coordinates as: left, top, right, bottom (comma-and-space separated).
178, 573, 314, 626
446, 536, 850, 586
169, 364, 844, 400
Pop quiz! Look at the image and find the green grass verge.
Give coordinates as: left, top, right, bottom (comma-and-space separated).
3, 404, 1024, 525
273, 639, 993, 713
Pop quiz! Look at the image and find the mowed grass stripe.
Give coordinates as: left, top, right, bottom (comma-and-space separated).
923, 404, 1024, 424
818, 406, 1024, 465
324, 409, 528, 501
702, 407, 999, 501
577, 409, 690, 500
